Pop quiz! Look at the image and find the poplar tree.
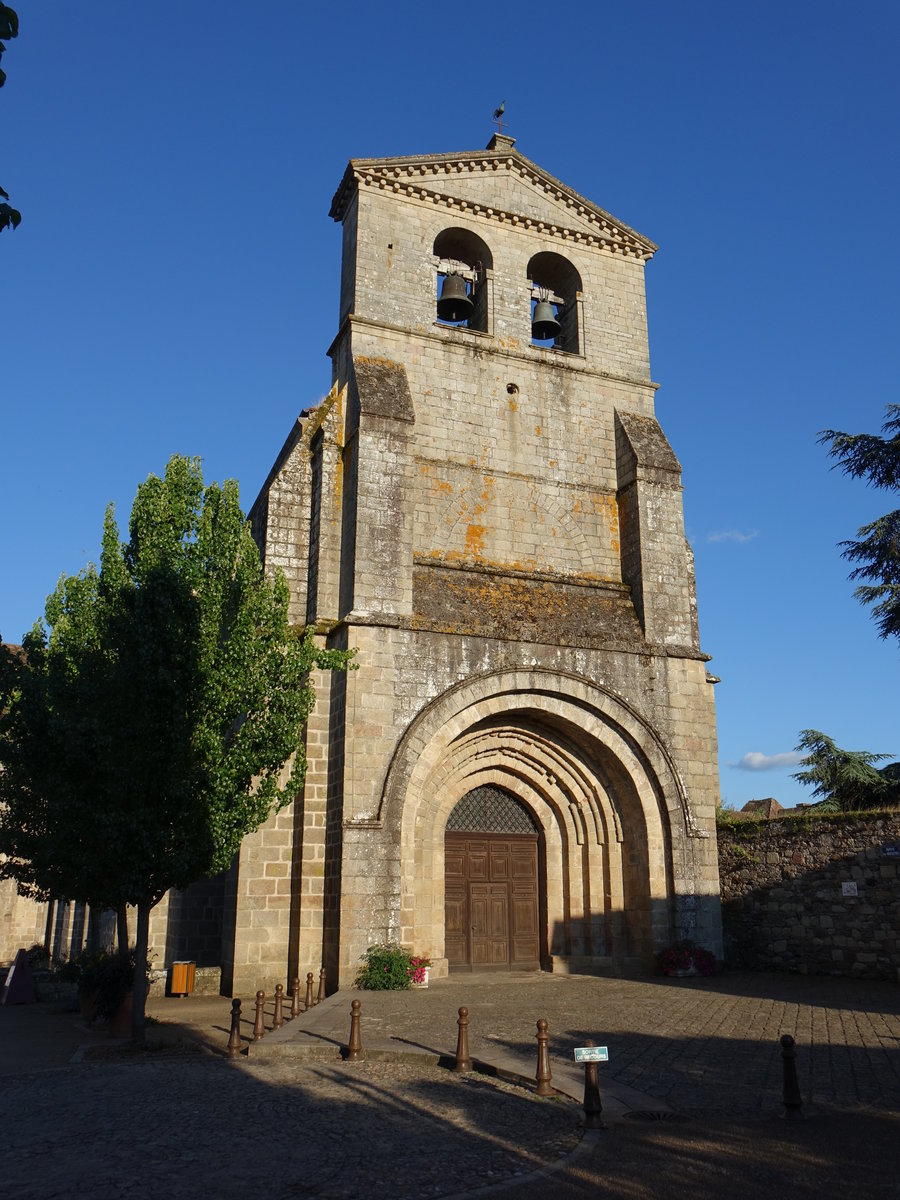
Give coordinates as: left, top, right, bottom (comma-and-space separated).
0, 455, 349, 1041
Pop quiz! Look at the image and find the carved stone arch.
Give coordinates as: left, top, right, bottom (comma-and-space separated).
383, 667, 701, 974
379, 667, 695, 836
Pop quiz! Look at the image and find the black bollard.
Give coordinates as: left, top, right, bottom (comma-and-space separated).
347, 998, 362, 1061
780, 1034, 803, 1118
535, 1018, 553, 1096
252, 990, 266, 1041
273, 983, 284, 1029
582, 1039, 604, 1128
227, 998, 242, 1059
455, 1007, 472, 1073
305, 972, 315, 1011
291, 977, 301, 1019
317, 966, 326, 1005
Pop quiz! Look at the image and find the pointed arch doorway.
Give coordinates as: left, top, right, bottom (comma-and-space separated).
444, 785, 542, 972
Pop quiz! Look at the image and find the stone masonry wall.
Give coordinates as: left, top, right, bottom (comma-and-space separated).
0, 879, 46, 963
718, 812, 900, 980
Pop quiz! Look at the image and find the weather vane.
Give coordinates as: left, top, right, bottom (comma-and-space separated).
493, 101, 506, 136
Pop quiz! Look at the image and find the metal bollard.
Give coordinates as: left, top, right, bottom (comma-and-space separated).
273, 983, 284, 1029
455, 1006, 472, 1073
780, 1034, 803, 1118
291, 977, 301, 1019
227, 998, 242, 1059
317, 966, 326, 1005
347, 998, 362, 1061
305, 972, 315, 1011
582, 1039, 604, 1128
252, 990, 266, 1041
535, 1018, 553, 1096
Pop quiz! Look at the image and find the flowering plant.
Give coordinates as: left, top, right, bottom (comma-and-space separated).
658, 941, 716, 977
407, 956, 431, 984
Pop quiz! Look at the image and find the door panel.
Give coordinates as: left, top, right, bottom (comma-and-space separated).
445, 887, 468, 966
445, 833, 540, 970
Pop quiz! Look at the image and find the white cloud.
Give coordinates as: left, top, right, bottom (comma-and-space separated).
707, 529, 759, 544
731, 751, 806, 772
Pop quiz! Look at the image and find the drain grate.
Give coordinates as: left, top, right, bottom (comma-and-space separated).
622, 1110, 690, 1123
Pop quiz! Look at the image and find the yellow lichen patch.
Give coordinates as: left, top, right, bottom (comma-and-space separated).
508, 396, 518, 413
535, 425, 542, 437
464, 524, 486, 558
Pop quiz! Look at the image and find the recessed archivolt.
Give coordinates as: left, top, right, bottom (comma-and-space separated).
378, 667, 699, 842
433, 724, 624, 850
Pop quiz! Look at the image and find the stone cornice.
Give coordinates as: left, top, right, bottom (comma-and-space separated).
328, 313, 661, 393
329, 148, 657, 263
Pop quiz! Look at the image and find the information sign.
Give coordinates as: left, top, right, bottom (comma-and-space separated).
574, 1046, 609, 1063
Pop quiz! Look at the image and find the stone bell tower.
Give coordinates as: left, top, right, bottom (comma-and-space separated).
227, 135, 722, 995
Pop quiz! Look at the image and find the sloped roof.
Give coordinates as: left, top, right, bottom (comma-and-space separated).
329, 135, 657, 263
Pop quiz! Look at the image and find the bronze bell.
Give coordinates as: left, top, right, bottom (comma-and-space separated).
532, 298, 561, 341
437, 274, 474, 322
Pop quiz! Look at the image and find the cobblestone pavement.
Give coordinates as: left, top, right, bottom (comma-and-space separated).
2, 970, 899, 1199
0, 1055, 582, 1200
255, 970, 900, 1115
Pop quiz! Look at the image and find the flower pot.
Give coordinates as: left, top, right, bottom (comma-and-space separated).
410, 966, 430, 989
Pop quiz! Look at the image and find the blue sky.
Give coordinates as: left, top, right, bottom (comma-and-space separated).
2, 2, 898, 808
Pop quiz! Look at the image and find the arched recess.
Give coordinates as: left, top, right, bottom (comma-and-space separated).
379, 668, 697, 974
527, 250, 582, 353
434, 226, 493, 332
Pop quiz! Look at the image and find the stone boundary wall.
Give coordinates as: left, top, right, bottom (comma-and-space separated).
718, 811, 900, 980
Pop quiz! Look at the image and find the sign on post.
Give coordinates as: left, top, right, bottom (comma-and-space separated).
574, 1045, 608, 1063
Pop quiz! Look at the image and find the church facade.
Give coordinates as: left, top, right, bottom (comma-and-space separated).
220, 135, 723, 995
3, 137, 723, 991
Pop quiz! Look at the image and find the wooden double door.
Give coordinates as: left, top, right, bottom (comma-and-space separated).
445, 833, 541, 971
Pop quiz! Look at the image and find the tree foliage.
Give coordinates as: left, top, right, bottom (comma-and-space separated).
0, 4, 21, 233
792, 729, 899, 813
0, 455, 350, 1038
819, 404, 900, 643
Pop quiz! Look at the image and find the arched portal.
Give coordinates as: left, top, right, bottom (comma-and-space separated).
379, 669, 701, 978
445, 785, 542, 971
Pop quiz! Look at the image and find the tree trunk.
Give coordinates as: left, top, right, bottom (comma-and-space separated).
131, 900, 151, 1044
116, 903, 129, 953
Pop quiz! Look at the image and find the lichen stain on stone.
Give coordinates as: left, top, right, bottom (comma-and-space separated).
464, 523, 486, 558
508, 396, 518, 413
535, 425, 542, 437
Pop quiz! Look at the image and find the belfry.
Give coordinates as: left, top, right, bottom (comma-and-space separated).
223, 135, 723, 992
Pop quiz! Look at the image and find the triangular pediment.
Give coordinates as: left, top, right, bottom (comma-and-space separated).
330, 138, 657, 262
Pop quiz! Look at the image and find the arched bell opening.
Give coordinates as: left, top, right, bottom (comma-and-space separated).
527, 251, 582, 353
444, 784, 544, 972
434, 227, 493, 332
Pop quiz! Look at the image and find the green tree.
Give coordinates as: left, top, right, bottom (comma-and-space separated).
819, 404, 900, 644
792, 729, 898, 813
0, 4, 21, 233
0, 455, 350, 1041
